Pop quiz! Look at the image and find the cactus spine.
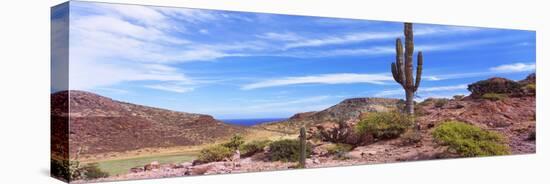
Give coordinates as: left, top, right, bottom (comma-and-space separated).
298, 127, 306, 168
391, 23, 423, 115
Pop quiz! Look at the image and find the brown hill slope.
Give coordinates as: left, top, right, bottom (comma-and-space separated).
51, 90, 246, 156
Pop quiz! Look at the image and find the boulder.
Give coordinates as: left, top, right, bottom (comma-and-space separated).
129, 167, 144, 173
467, 77, 522, 98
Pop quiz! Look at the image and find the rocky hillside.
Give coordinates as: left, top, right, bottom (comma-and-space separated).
257, 98, 402, 133
51, 90, 246, 155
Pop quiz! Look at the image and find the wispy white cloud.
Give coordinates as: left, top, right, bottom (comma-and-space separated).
144, 84, 195, 93
490, 62, 536, 73
273, 36, 502, 58
284, 31, 400, 49
282, 25, 480, 49
242, 73, 393, 90
256, 32, 303, 41
68, 2, 251, 92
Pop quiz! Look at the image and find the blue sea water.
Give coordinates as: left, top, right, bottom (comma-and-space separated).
221, 118, 287, 126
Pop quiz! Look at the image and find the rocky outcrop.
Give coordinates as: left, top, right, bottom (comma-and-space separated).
519, 73, 536, 84
467, 73, 536, 98
467, 77, 522, 98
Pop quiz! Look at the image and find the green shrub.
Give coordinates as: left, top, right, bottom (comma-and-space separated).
481, 93, 507, 101
269, 139, 312, 162
356, 112, 413, 139
80, 163, 109, 180
222, 134, 245, 151
432, 121, 510, 157
239, 140, 271, 157
198, 145, 233, 163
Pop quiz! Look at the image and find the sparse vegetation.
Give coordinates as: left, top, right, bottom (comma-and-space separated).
481, 93, 508, 101
51, 159, 72, 181
318, 121, 351, 143
434, 99, 449, 108
524, 83, 536, 91
239, 140, 271, 157
80, 163, 110, 180
269, 139, 312, 162
356, 111, 413, 139
51, 159, 110, 181
400, 130, 422, 146
432, 121, 510, 157
197, 145, 233, 163
326, 143, 353, 160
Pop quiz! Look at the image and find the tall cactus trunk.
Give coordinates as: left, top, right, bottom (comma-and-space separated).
391, 22, 423, 116
298, 127, 306, 168
406, 90, 414, 114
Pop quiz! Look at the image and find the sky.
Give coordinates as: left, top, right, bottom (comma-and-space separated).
51, 1, 536, 119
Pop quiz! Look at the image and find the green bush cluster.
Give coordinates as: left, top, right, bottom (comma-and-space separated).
481, 93, 507, 101
269, 139, 312, 162
221, 134, 245, 151
239, 140, 271, 157
356, 111, 413, 139
197, 145, 233, 163
432, 121, 510, 157
197, 134, 246, 163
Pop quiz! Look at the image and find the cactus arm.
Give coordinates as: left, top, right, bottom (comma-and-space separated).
391, 62, 402, 85
395, 38, 405, 84
414, 51, 423, 91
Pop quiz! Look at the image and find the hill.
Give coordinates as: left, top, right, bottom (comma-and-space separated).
51, 90, 247, 156
256, 98, 402, 133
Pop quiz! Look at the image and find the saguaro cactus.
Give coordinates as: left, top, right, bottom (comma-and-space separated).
298, 127, 306, 168
391, 23, 423, 115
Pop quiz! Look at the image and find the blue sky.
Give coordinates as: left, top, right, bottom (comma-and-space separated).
52, 1, 536, 119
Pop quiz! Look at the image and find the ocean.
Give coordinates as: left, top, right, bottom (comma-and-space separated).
221, 118, 287, 126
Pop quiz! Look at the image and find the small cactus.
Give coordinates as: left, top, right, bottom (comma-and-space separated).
298, 127, 306, 168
